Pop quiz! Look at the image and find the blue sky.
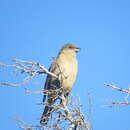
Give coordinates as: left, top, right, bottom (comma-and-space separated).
0, 0, 130, 130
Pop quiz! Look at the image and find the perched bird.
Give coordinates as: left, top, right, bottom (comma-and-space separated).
40, 43, 80, 125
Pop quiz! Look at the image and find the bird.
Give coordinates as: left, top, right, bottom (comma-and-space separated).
40, 43, 80, 125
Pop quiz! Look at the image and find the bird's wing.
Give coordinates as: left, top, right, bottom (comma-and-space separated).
43, 59, 61, 102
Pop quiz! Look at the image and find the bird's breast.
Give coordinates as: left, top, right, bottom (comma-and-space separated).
57, 55, 78, 92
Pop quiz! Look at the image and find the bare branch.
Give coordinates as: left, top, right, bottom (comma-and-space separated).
104, 83, 130, 107
0, 59, 58, 77
12, 59, 58, 78
0, 59, 58, 87
25, 89, 43, 95
39, 94, 91, 130
104, 83, 130, 94
0, 59, 92, 129
14, 117, 36, 130
0, 82, 22, 87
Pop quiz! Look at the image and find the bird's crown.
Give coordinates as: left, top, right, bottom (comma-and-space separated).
58, 43, 80, 55
61, 43, 79, 51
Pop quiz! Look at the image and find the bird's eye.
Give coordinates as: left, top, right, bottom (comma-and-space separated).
68, 46, 74, 49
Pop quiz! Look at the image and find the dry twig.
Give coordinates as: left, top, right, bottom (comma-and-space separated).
0, 59, 91, 130
0, 59, 58, 87
104, 83, 130, 107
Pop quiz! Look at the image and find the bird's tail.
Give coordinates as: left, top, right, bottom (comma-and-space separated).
40, 105, 53, 125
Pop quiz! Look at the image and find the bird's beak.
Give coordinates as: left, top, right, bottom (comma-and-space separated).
75, 47, 81, 53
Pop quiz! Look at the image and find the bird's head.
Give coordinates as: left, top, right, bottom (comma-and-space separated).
59, 43, 80, 56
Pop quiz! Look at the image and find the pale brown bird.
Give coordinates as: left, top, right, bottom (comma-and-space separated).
40, 43, 80, 125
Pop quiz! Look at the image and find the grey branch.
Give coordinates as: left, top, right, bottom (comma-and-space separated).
104, 83, 130, 107
15, 94, 91, 130
104, 83, 130, 94
0, 82, 22, 87
0, 59, 58, 78
0, 59, 58, 87
0, 59, 92, 129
